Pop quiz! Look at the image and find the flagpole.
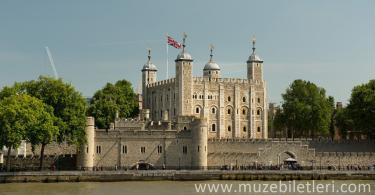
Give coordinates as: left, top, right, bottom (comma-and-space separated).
166, 41, 169, 79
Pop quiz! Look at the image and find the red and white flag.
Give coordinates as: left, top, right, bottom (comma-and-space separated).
167, 36, 181, 49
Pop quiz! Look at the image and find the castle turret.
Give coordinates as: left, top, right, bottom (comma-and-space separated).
78, 117, 95, 170
175, 33, 193, 116
142, 49, 157, 109
191, 118, 208, 169
247, 36, 263, 81
203, 44, 220, 79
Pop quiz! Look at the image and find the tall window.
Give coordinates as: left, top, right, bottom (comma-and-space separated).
242, 109, 246, 115
243, 126, 247, 132
157, 145, 163, 154
228, 125, 231, 131
227, 108, 231, 114
96, 145, 101, 154
257, 109, 261, 115
195, 107, 200, 114
122, 145, 127, 154
228, 96, 231, 101
141, 146, 146, 153
257, 127, 261, 132
242, 97, 246, 102
211, 124, 216, 132
211, 107, 216, 114
257, 98, 261, 103
183, 146, 188, 154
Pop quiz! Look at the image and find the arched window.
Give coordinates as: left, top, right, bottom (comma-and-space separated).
212, 107, 216, 114
243, 126, 247, 132
257, 98, 261, 103
242, 109, 246, 115
195, 107, 200, 114
183, 126, 187, 131
257, 127, 261, 132
212, 124, 216, 132
227, 108, 231, 114
242, 97, 246, 102
228, 125, 231, 131
257, 109, 261, 115
228, 96, 231, 101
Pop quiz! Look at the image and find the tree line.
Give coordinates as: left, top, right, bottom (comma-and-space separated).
0, 76, 138, 171
272, 79, 375, 140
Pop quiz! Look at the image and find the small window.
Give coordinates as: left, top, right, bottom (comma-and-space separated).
86, 147, 88, 153
257, 109, 261, 115
141, 146, 146, 153
228, 96, 231, 101
243, 97, 246, 102
195, 107, 200, 114
257, 98, 261, 103
183, 126, 187, 131
243, 126, 247, 132
257, 127, 261, 132
183, 146, 188, 154
96, 145, 101, 154
211, 124, 216, 132
242, 109, 246, 115
228, 126, 231, 131
197, 146, 200, 152
212, 107, 216, 114
227, 109, 231, 115
157, 145, 162, 154
122, 145, 127, 154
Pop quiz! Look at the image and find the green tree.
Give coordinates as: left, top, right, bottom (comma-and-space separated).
334, 108, 353, 139
0, 94, 56, 171
279, 80, 334, 138
21, 76, 87, 145
88, 80, 139, 129
347, 80, 375, 138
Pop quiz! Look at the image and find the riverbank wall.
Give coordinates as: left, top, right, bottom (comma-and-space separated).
0, 170, 374, 183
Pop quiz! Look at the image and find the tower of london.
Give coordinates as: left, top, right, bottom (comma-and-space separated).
142, 36, 268, 139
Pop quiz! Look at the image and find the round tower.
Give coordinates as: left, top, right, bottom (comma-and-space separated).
175, 33, 193, 116
78, 117, 95, 170
203, 44, 221, 79
247, 36, 263, 81
141, 49, 157, 109
191, 118, 208, 170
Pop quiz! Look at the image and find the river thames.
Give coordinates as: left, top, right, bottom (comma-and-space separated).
0, 180, 374, 195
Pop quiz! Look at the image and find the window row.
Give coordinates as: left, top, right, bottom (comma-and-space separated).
209, 124, 261, 133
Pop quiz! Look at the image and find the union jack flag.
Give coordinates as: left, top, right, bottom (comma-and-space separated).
167, 36, 181, 49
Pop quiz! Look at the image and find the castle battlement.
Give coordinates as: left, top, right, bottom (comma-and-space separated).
147, 78, 175, 88
192, 77, 253, 84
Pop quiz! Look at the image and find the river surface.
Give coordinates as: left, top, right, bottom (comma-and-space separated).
0, 180, 374, 195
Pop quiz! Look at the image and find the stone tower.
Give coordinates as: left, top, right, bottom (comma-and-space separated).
247, 37, 263, 81
203, 44, 221, 79
191, 118, 208, 169
78, 117, 95, 170
142, 49, 157, 109
175, 33, 193, 116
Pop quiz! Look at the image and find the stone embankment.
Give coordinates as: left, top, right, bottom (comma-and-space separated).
0, 170, 374, 183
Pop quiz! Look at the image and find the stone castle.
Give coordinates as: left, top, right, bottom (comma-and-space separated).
73, 36, 375, 170
4, 36, 372, 171
76, 35, 272, 170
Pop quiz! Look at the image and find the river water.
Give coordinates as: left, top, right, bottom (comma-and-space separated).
0, 180, 374, 195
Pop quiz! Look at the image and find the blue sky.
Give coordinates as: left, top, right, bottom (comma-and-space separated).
0, 0, 374, 104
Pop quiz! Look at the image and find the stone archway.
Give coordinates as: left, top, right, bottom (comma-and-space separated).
278, 151, 297, 165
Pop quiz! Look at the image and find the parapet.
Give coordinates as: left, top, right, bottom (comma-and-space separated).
147, 78, 175, 88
